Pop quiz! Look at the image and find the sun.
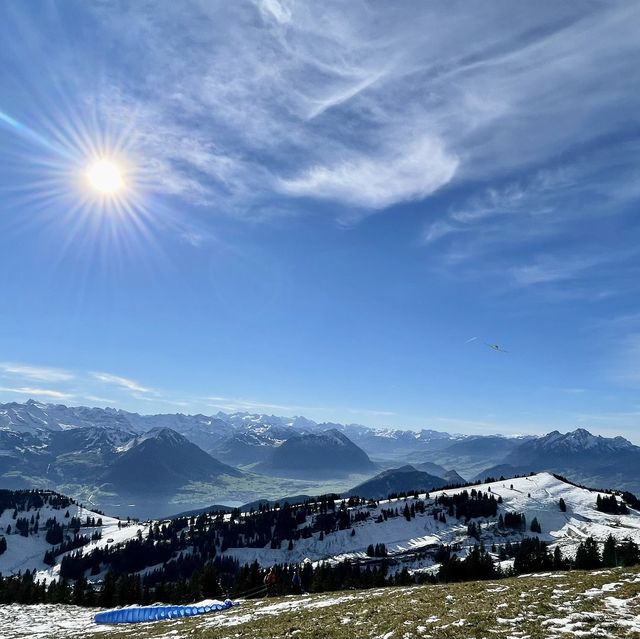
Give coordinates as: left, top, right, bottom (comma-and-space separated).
86, 159, 124, 195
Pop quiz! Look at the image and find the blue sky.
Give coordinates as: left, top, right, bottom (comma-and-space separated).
1, 1, 640, 439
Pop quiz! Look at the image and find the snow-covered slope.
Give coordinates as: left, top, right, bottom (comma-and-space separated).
3, 473, 639, 586
0, 492, 145, 582
221, 472, 640, 571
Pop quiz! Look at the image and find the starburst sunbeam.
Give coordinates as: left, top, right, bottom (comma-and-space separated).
0, 104, 169, 272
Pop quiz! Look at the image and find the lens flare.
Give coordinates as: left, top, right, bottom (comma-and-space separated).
0, 104, 176, 272
86, 159, 124, 195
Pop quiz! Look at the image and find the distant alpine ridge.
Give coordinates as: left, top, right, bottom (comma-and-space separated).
479, 428, 640, 492
345, 465, 449, 499
1, 400, 639, 515
255, 429, 376, 478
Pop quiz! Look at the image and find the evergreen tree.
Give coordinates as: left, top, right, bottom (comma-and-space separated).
602, 534, 617, 568
620, 538, 639, 566
530, 517, 542, 533
553, 545, 566, 570
99, 571, 117, 607
574, 537, 601, 570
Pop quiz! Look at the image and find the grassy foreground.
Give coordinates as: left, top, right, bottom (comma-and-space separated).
89, 566, 640, 639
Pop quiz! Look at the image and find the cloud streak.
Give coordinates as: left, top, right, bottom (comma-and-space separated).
278, 137, 458, 210
0, 362, 75, 382
0, 386, 74, 400
91, 372, 153, 394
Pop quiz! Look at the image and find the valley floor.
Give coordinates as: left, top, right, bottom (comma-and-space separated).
2, 565, 639, 639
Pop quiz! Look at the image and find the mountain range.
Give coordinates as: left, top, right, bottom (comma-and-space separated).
1, 400, 640, 516
479, 428, 640, 490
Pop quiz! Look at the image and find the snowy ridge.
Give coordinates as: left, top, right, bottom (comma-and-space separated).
0, 496, 147, 583
2, 473, 640, 592
220, 472, 640, 572
529, 428, 634, 453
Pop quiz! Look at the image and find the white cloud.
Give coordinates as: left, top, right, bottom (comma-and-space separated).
278, 137, 458, 210
422, 220, 460, 244
83, 395, 119, 405
258, 0, 292, 25
509, 255, 602, 287
0, 362, 75, 382
204, 395, 316, 414
0, 386, 74, 400
70, 1, 638, 219
91, 372, 153, 394
2, 0, 637, 232
608, 333, 640, 389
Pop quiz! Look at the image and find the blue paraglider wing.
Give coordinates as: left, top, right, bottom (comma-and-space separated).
95, 599, 234, 624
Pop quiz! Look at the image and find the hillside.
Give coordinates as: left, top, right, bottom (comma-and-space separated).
218, 472, 640, 571
3, 566, 640, 638
345, 465, 448, 499
99, 428, 242, 494
255, 429, 376, 478
414, 434, 532, 478
413, 461, 465, 484
5, 472, 639, 587
0, 489, 143, 579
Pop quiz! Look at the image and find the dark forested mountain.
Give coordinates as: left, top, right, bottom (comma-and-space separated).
46, 427, 134, 483
412, 462, 465, 485
207, 427, 295, 466
255, 429, 376, 478
412, 434, 534, 479
478, 429, 640, 494
345, 465, 448, 499
320, 424, 456, 461
0, 429, 50, 487
99, 428, 241, 494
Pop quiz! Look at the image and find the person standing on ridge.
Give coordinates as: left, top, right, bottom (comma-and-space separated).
291, 568, 302, 595
264, 567, 277, 596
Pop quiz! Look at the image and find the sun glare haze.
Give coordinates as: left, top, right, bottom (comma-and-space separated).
86, 159, 124, 195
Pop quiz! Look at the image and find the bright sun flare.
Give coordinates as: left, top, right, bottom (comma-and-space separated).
86, 159, 124, 195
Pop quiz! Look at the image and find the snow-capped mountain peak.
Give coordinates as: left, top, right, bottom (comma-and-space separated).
536, 428, 634, 453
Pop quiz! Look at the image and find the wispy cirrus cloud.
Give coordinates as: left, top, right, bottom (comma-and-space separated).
203, 394, 395, 420
0, 362, 75, 382
421, 142, 640, 294
91, 372, 154, 395
606, 333, 640, 390
0, 386, 74, 400
204, 395, 320, 414
278, 137, 458, 212
14, 0, 629, 222
509, 255, 607, 287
